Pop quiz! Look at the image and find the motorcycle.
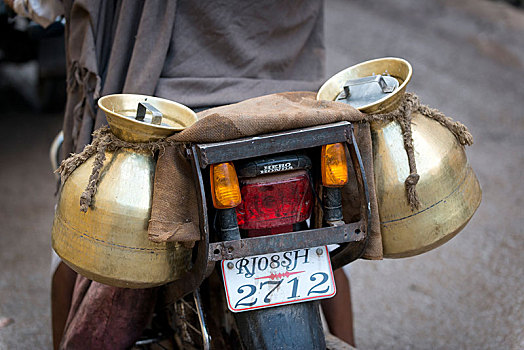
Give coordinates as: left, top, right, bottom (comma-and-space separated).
53, 57, 480, 349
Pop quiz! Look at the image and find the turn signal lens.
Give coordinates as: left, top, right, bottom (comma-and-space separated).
210, 162, 242, 209
321, 143, 349, 187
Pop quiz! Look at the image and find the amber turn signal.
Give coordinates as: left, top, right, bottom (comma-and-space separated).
321, 143, 349, 187
210, 162, 242, 209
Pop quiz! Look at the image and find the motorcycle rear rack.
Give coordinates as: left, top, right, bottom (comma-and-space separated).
162, 121, 371, 303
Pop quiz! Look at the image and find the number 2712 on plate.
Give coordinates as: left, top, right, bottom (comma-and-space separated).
221, 246, 336, 312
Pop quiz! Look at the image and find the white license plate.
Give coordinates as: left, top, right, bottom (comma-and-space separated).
221, 246, 336, 313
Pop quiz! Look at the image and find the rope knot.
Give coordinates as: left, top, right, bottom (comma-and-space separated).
372, 92, 472, 211
405, 173, 421, 210
405, 173, 420, 186
80, 192, 91, 213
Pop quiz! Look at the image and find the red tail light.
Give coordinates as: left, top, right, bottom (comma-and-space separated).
235, 170, 312, 231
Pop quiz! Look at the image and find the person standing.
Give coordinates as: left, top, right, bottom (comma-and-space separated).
8, 0, 355, 348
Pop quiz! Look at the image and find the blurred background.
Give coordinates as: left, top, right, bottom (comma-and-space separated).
0, 0, 522, 348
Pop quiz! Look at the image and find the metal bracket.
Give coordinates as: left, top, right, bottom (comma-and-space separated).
161, 146, 213, 305
162, 122, 372, 303
136, 102, 163, 125
208, 223, 364, 261
337, 74, 395, 101
195, 122, 352, 168
328, 126, 372, 269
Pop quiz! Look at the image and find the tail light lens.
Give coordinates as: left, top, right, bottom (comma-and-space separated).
235, 170, 312, 230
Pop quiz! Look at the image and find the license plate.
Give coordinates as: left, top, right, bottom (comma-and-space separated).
221, 246, 336, 313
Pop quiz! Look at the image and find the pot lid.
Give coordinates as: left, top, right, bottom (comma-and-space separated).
317, 57, 412, 114
98, 94, 197, 142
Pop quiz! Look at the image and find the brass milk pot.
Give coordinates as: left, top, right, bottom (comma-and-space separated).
52, 94, 197, 287
317, 58, 481, 258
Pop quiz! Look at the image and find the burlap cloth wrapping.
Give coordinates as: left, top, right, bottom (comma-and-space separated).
147, 91, 383, 259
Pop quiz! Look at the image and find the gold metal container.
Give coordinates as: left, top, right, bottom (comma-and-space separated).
52, 94, 198, 287
318, 58, 482, 258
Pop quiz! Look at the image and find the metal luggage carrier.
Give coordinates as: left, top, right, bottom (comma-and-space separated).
163, 122, 372, 302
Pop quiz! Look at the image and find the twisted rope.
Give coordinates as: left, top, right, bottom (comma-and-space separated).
368, 93, 473, 210
57, 126, 178, 212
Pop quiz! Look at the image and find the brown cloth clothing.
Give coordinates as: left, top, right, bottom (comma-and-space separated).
60, 277, 158, 349
157, 1, 325, 107
149, 92, 383, 260
61, 0, 325, 157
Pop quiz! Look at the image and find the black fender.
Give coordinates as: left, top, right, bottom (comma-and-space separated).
234, 301, 325, 350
